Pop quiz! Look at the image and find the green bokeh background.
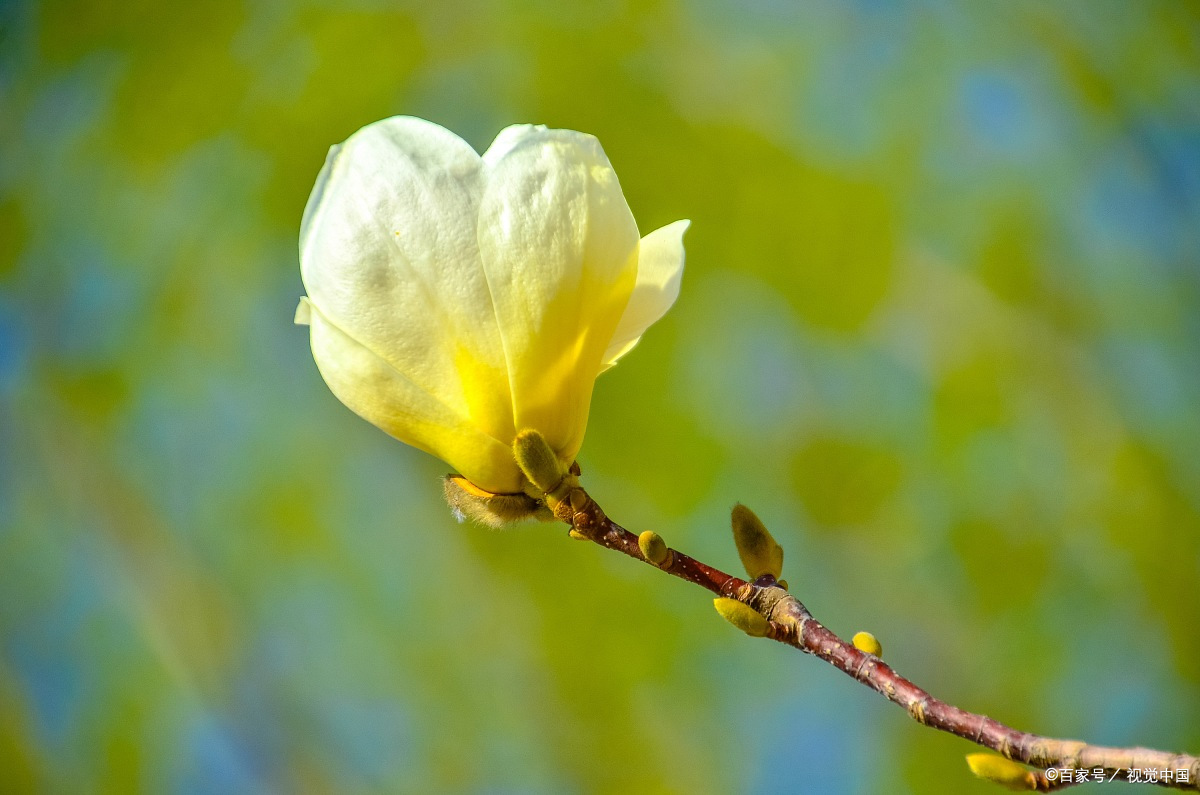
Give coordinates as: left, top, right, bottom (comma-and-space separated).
2, 2, 1199, 793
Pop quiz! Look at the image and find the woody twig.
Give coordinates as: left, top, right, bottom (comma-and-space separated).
549, 482, 1200, 792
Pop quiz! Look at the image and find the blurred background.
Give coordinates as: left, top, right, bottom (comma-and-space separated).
2, 1, 1198, 792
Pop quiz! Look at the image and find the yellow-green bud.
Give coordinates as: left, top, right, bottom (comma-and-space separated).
713, 598, 770, 637
852, 631, 882, 657
777, 579, 789, 590
443, 475, 552, 527
638, 531, 672, 567
513, 429, 567, 493
965, 754, 1036, 791
730, 503, 784, 580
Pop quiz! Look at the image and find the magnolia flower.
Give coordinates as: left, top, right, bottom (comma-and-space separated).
295, 116, 688, 499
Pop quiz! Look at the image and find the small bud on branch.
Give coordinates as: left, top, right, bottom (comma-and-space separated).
852, 631, 883, 657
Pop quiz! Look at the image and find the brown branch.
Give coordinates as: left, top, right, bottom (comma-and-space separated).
554, 486, 1200, 791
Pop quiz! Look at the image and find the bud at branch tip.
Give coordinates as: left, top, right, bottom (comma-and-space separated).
730, 503, 784, 580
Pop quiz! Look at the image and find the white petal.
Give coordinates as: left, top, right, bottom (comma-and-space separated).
305, 300, 521, 493
477, 125, 641, 460
602, 219, 689, 368
294, 296, 312, 326
299, 116, 515, 445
